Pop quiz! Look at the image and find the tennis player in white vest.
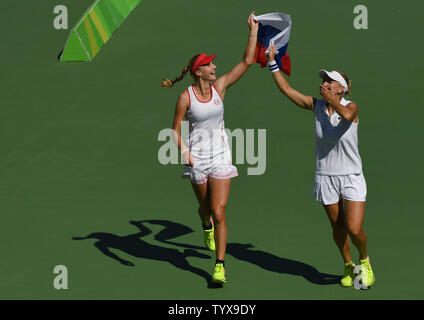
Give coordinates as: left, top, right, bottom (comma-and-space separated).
265, 44, 375, 289
160, 12, 258, 285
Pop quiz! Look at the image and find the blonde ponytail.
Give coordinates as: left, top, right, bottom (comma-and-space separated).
160, 66, 189, 88
160, 54, 201, 88
346, 79, 352, 96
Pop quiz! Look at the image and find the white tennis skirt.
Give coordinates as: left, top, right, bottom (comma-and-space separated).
313, 173, 367, 205
182, 148, 238, 185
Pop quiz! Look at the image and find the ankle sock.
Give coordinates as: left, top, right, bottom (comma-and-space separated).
202, 222, 212, 230
216, 259, 225, 267
360, 256, 370, 264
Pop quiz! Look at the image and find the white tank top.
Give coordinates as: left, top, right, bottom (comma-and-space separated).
314, 98, 363, 175
185, 84, 231, 163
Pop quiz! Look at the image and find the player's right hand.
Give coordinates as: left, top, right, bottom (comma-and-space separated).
183, 150, 195, 167
247, 11, 258, 32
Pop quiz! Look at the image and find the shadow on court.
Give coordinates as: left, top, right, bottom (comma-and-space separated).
73, 219, 340, 287
226, 243, 340, 285
72, 220, 219, 288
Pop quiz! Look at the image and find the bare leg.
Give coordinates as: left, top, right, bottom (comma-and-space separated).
342, 200, 368, 260
191, 182, 212, 227
208, 178, 231, 261
322, 202, 352, 263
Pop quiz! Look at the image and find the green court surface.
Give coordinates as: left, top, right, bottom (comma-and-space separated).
0, 0, 423, 300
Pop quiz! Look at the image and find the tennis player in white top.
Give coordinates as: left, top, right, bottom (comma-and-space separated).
265, 44, 375, 289
161, 12, 258, 285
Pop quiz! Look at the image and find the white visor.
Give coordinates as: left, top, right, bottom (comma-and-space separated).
319, 70, 348, 94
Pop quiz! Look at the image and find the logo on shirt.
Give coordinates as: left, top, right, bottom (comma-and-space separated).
214, 98, 220, 105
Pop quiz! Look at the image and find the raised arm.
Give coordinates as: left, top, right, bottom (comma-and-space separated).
213, 11, 258, 99
172, 91, 194, 167
265, 45, 314, 111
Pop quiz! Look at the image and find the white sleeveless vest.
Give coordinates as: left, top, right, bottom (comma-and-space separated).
314, 98, 363, 175
185, 85, 231, 163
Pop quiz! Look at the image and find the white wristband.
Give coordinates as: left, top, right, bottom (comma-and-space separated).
267, 60, 279, 73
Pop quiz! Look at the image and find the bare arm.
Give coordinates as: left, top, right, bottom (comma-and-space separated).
214, 11, 259, 99
266, 45, 314, 111
172, 90, 194, 167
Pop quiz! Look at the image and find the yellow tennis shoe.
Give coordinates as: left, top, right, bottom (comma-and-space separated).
203, 219, 215, 251
212, 262, 226, 284
359, 257, 375, 289
340, 261, 355, 287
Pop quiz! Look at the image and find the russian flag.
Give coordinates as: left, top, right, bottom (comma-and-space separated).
253, 13, 292, 76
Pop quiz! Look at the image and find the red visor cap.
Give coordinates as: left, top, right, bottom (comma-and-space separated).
191, 54, 216, 73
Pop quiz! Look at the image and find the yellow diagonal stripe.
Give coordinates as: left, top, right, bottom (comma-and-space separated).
83, 18, 99, 57
89, 10, 110, 43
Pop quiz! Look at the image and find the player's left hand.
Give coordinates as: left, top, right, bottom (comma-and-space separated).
265, 44, 276, 61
